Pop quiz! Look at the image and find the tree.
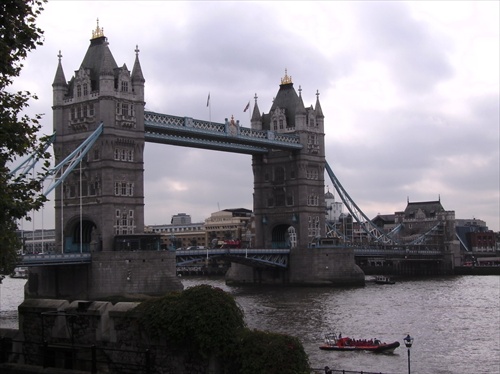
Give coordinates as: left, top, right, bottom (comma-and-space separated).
134, 285, 311, 373
0, 0, 49, 275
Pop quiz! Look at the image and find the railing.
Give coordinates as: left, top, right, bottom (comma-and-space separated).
0, 338, 395, 374
311, 369, 396, 374
353, 247, 443, 256
0, 338, 151, 374
175, 247, 290, 268
19, 253, 92, 266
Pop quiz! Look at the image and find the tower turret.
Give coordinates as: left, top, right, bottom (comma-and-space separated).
250, 93, 262, 130
131, 45, 145, 100
52, 51, 67, 105
252, 70, 326, 250
52, 21, 145, 253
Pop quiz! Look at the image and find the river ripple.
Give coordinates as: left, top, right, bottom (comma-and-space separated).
1, 275, 499, 374
182, 276, 500, 374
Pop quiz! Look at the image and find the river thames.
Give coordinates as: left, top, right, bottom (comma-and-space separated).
1, 275, 499, 374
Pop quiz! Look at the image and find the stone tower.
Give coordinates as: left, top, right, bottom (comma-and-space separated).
52, 22, 145, 253
251, 71, 326, 250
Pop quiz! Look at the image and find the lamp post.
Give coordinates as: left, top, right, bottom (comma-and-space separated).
404, 334, 414, 374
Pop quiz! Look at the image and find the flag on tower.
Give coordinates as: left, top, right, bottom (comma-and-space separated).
243, 101, 250, 112
206, 92, 210, 107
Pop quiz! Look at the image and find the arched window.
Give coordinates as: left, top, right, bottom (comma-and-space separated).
288, 226, 297, 249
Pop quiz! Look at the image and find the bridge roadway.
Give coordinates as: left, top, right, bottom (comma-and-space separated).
19, 246, 444, 268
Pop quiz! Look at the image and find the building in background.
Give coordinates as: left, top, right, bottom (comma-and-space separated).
145, 213, 205, 250
325, 189, 343, 222
16, 229, 56, 254
455, 218, 499, 266
204, 208, 253, 248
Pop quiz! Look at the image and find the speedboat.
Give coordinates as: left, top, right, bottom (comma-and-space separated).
319, 332, 400, 353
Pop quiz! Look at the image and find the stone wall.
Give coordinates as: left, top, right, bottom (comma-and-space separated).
289, 247, 365, 286
26, 251, 182, 301
89, 251, 182, 300
3, 298, 208, 373
226, 247, 365, 286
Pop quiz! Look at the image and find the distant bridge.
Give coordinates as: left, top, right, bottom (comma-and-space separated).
18, 246, 445, 268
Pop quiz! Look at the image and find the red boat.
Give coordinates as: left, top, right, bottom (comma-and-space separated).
319, 333, 400, 353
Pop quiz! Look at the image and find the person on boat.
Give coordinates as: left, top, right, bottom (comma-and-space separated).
324, 366, 332, 374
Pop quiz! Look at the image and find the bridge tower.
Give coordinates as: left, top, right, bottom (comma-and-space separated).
52, 22, 145, 253
226, 71, 364, 285
251, 71, 326, 250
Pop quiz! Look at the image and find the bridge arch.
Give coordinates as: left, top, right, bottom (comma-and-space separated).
272, 224, 296, 249
64, 216, 98, 253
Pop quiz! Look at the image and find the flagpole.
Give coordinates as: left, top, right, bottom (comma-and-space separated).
207, 92, 211, 124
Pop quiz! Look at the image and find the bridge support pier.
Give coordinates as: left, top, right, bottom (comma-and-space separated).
226, 247, 364, 286
26, 251, 182, 300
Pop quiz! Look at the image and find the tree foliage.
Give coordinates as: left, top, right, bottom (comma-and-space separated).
134, 284, 311, 373
136, 284, 246, 358
0, 0, 49, 274
230, 329, 311, 374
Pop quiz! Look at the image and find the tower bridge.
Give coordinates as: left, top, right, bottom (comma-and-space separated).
21, 26, 457, 300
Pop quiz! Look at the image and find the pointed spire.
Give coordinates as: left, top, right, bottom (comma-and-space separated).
52, 50, 67, 87
131, 45, 145, 84
315, 89, 324, 118
251, 93, 263, 130
251, 93, 261, 122
296, 85, 306, 115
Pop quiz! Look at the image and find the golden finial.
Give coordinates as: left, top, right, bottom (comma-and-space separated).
281, 69, 292, 85
91, 18, 105, 39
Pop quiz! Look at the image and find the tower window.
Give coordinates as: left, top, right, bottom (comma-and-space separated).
306, 167, 319, 180
308, 194, 319, 206
121, 81, 129, 92
114, 147, 134, 162
114, 181, 134, 196
274, 167, 285, 183
77, 85, 82, 97
83, 83, 88, 96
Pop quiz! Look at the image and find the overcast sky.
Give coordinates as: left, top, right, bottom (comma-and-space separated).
13, 1, 499, 232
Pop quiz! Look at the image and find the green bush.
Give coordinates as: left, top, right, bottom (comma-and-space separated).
134, 284, 310, 373
228, 328, 310, 374
135, 285, 245, 358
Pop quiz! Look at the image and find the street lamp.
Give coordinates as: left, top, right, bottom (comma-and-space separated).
404, 334, 414, 374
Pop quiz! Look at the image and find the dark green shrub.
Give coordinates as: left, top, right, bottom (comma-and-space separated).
135, 285, 245, 358
226, 328, 310, 374
134, 285, 310, 373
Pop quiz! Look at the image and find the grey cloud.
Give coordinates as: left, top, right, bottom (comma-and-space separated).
354, 2, 454, 93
